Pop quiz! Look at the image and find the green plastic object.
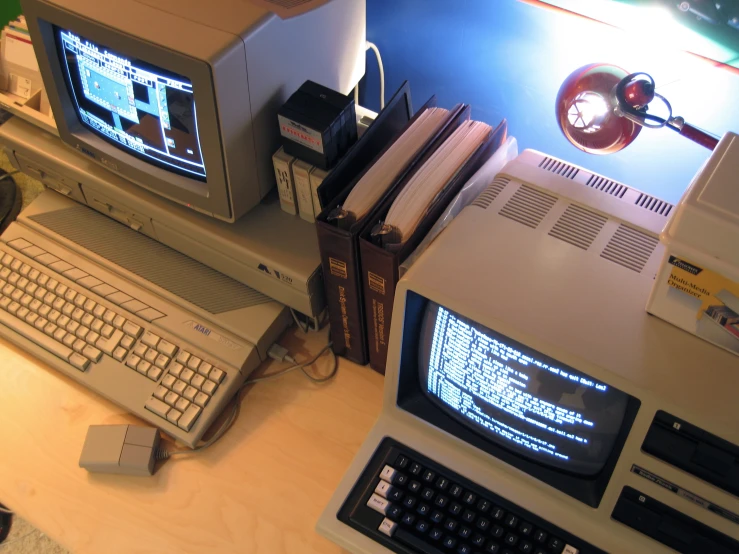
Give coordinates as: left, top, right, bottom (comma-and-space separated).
0, 1, 22, 29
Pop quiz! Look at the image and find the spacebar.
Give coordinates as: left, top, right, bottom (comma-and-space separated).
395, 529, 444, 554
0, 308, 74, 362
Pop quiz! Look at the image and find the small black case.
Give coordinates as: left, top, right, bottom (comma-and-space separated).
278, 81, 357, 169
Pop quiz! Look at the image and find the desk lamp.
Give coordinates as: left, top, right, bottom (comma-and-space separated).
556, 63, 719, 154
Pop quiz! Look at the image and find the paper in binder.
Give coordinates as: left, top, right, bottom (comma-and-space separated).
359, 118, 508, 374
316, 84, 469, 364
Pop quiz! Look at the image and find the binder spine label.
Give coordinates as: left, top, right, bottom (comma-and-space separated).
329, 257, 348, 279
368, 272, 386, 294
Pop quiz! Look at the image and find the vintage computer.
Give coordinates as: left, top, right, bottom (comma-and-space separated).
317, 145, 739, 553
0, 0, 365, 447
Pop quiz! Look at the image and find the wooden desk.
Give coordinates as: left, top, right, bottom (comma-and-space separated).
0, 328, 383, 553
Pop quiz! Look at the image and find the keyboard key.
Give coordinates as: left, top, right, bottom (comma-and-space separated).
83, 345, 102, 363
113, 347, 127, 361
74, 295, 87, 308
101, 324, 115, 338
172, 380, 187, 395
444, 518, 458, 532
91, 283, 117, 297
137, 360, 151, 375
547, 537, 564, 553
127, 355, 140, 369
121, 335, 134, 350
187, 356, 201, 370
123, 321, 142, 338
134, 342, 147, 356
10, 289, 23, 302
208, 368, 224, 383
141, 331, 160, 348
10, 260, 21, 272
84, 299, 97, 312
471, 534, 486, 547
86, 331, 100, 345
422, 470, 436, 483
375, 481, 392, 498
417, 503, 431, 517
401, 513, 415, 526
166, 409, 182, 424
107, 291, 133, 305
477, 499, 492, 512
164, 391, 179, 406
504, 533, 518, 547
28, 268, 40, 281
459, 526, 472, 539
38, 304, 51, 317
415, 520, 429, 534
378, 517, 398, 537
147, 367, 163, 381
120, 299, 148, 313
93, 304, 106, 318
136, 307, 165, 322
198, 362, 212, 377
485, 541, 501, 553
183, 386, 198, 401
162, 374, 176, 388
520, 540, 533, 553
395, 473, 409, 487
429, 528, 443, 541
409, 462, 423, 476
64, 289, 77, 302
449, 503, 463, 516
0, 297, 9, 310
72, 307, 85, 322
69, 353, 89, 371
533, 530, 547, 543
422, 488, 435, 501
388, 504, 404, 520
63, 268, 88, 281
180, 368, 195, 383
449, 484, 463, 498
491, 507, 506, 520
504, 514, 519, 528
102, 310, 116, 324
113, 315, 126, 329
366, 494, 390, 515
75, 326, 89, 339
19, 264, 30, 277
462, 492, 476, 505
395, 455, 410, 469
462, 510, 476, 523
155, 354, 169, 369
191, 374, 205, 389
443, 536, 457, 549
194, 392, 209, 407
29, 299, 43, 312
176, 351, 191, 364
157, 339, 177, 357
458, 544, 472, 554
53, 328, 66, 341
168, 362, 184, 378
519, 522, 533, 536
25, 312, 38, 325
81, 313, 94, 327
17, 306, 29, 319
145, 397, 170, 418
430, 510, 445, 524
26, 283, 38, 296
153, 385, 168, 400
201, 380, 217, 395
491, 525, 505, 538
91, 318, 104, 333
476, 517, 490, 531
77, 275, 103, 289
175, 397, 190, 412
177, 404, 202, 431
53, 298, 66, 311
20, 294, 33, 307
72, 339, 86, 353
43, 323, 57, 336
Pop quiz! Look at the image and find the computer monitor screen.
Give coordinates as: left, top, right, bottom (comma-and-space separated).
54, 27, 206, 182
419, 302, 630, 475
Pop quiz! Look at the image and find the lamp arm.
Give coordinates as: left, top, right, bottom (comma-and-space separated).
666, 117, 719, 150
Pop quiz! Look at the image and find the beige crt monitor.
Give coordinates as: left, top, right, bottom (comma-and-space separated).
317, 149, 739, 553
22, 0, 366, 222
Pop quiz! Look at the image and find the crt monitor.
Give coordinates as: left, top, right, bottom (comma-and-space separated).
419, 302, 630, 477
22, 0, 366, 222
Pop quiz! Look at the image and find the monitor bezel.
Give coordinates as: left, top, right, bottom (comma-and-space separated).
25, 2, 233, 220
396, 291, 641, 508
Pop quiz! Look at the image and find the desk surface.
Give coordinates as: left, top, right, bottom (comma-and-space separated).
0, 327, 383, 553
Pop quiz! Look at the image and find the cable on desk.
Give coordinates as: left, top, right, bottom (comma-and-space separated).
0, 508, 11, 515
366, 41, 385, 109
157, 340, 337, 459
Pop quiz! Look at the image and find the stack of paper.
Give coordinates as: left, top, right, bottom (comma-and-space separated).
340, 107, 450, 223
381, 120, 492, 244
1, 15, 41, 100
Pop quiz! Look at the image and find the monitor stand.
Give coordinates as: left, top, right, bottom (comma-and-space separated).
0, 116, 326, 323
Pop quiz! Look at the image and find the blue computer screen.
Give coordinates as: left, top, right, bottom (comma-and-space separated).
54, 28, 206, 181
419, 303, 629, 475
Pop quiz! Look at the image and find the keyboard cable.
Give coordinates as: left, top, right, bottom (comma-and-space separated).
156, 340, 337, 459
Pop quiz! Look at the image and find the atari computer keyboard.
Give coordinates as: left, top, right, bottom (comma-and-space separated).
338, 439, 603, 554
0, 195, 290, 447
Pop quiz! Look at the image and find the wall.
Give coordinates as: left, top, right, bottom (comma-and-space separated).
362, 0, 739, 204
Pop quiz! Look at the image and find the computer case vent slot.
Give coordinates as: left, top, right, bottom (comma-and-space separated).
31, 206, 271, 314
538, 156, 579, 179
586, 174, 628, 198
548, 204, 607, 250
635, 193, 674, 216
499, 184, 557, 229
600, 223, 659, 273
471, 177, 510, 209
